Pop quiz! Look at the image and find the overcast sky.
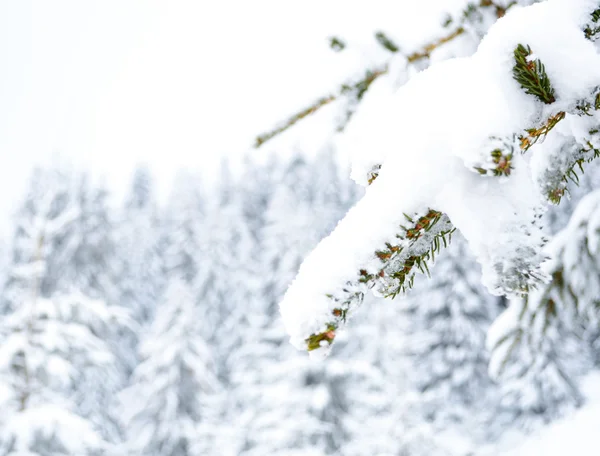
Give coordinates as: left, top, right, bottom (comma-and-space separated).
0, 0, 454, 237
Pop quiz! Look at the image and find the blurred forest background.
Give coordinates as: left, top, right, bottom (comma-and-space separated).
0, 153, 597, 455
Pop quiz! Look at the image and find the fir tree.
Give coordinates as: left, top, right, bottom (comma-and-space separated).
116, 165, 165, 376
400, 235, 499, 429
230, 150, 363, 455
0, 191, 124, 455
163, 170, 205, 286
120, 279, 220, 456
117, 165, 164, 327
196, 160, 252, 381
488, 188, 600, 429
2, 167, 78, 313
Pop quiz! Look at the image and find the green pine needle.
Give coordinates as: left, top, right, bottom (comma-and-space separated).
584, 8, 600, 40
513, 44, 556, 104
375, 31, 399, 53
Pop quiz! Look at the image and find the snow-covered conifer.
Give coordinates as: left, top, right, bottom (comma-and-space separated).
196, 160, 252, 379
488, 189, 600, 428
117, 165, 164, 327
229, 150, 366, 455
163, 170, 205, 285
0, 194, 123, 455
120, 279, 219, 456
400, 234, 500, 431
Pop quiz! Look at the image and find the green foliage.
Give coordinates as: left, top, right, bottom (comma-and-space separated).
374, 31, 399, 53
520, 111, 566, 151
329, 36, 346, 52
341, 68, 387, 102
548, 132, 600, 204
513, 44, 556, 104
584, 8, 600, 40
305, 209, 455, 351
306, 325, 337, 351
254, 95, 336, 147
475, 148, 513, 176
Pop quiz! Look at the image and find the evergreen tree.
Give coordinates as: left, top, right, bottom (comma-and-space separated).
120, 279, 219, 456
66, 174, 118, 302
4, 169, 127, 451
116, 165, 165, 376
67, 174, 127, 443
118, 165, 164, 327
401, 235, 499, 429
163, 170, 205, 286
230, 150, 364, 455
0, 187, 125, 455
488, 189, 600, 429
0, 291, 127, 456
2, 167, 78, 313
196, 160, 252, 381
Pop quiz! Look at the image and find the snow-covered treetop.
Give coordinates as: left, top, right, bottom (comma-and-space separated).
279, 0, 600, 356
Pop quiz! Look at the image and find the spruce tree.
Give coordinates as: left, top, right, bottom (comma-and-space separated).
117, 165, 164, 327
120, 279, 219, 456
163, 170, 205, 286
488, 188, 600, 428
196, 160, 252, 381
116, 165, 165, 376
399, 234, 500, 436
0, 180, 126, 455
230, 150, 366, 455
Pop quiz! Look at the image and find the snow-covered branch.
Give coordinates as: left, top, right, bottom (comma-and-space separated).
280, 0, 600, 355
253, 0, 516, 148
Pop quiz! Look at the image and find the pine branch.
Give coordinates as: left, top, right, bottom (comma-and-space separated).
479, 0, 517, 18
254, 95, 337, 147
489, 287, 584, 409
474, 139, 515, 177
490, 276, 566, 379
328, 36, 346, 52
305, 208, 454, 351
340, 68, 388, 102
519, 111, 566, 151
366, 164, 381, 185
476, 43, 599, 177
253, 1, 526, 149
254, 25, 471, 148
545, 129, 600, 204
463, 0, 517, 23
253, 0, 524, 149
512, 44, 556, 105
406, 27, 465, 63
283, 1, 599, 357
584, 8, 600, 41
375, 31, 400, 53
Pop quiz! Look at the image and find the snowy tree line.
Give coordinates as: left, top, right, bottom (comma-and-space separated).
0, 149, 598, 455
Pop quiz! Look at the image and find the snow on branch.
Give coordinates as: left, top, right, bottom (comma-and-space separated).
487, 190, 600, 411
280, 0, 600, 355
304, 207, 454, 351
473, 41, 600, 177
253, 1, 513, 149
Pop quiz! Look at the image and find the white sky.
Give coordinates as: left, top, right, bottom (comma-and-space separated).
0, 0, 454, 237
